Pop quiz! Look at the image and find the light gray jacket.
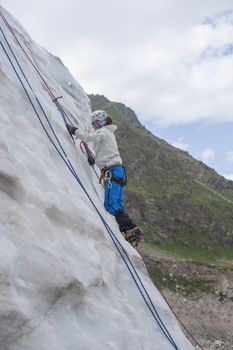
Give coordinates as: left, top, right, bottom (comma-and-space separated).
74, 124, 122, 169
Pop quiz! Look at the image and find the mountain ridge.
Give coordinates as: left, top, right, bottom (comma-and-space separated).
89, 94, 233, 249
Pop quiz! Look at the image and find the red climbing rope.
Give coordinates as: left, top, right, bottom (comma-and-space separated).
137, 248, 205, 350
0, 9, 73, 126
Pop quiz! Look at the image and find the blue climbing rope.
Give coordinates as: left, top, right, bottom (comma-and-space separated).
0, 24, 180, 350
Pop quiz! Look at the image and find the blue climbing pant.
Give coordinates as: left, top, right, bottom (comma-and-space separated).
104, 165, 127, 216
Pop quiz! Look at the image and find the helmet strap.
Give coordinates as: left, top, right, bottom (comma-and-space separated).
92, 119, 105, 129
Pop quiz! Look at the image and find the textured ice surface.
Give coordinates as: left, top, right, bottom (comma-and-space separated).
0, 6, 194, 350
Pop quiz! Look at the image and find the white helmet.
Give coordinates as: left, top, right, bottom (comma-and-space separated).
91, 110, 108, 123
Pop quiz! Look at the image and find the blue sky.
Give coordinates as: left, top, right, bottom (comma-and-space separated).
1, 0, 233, 180
145, 120, 233, 178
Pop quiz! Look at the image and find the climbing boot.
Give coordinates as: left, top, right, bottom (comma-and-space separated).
115, 209, 135, 232
125, 227, 144, 247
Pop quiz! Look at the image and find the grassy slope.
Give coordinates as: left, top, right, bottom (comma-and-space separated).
89, 94, 233, 259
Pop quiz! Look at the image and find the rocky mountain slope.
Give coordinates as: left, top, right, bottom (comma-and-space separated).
89, 94, 233, 253
139, 242, 233, 350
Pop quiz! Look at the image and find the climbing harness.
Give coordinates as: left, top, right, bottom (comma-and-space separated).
105, 170, 113, 189
99, 164, 127, 188
0, 12, 201, 349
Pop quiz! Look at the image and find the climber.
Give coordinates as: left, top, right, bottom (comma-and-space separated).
67, 110, 143, 246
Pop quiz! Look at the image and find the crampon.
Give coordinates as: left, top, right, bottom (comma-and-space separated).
125, 227, 144, 247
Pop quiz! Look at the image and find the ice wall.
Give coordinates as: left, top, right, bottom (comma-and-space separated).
0, 6, 194, 350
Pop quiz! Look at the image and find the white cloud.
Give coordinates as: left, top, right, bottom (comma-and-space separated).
1, 1, 233, 127
223, 173, 233, 181
226, 150, 233, 163
200, 147, 215, 163
172, 137, 189, 151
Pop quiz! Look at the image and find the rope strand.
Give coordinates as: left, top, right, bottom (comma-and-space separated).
0, 29, 180, 350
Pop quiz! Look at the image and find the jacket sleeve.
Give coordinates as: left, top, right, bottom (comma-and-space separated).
74, 128, 105, 143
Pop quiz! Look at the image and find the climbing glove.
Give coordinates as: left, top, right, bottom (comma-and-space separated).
67, 124, 78, 136
87, 156, 95, 166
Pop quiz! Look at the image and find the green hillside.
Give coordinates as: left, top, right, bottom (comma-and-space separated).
89, 94, 233, 253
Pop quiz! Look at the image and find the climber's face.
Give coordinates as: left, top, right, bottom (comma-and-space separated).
92, 120, 103, 130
